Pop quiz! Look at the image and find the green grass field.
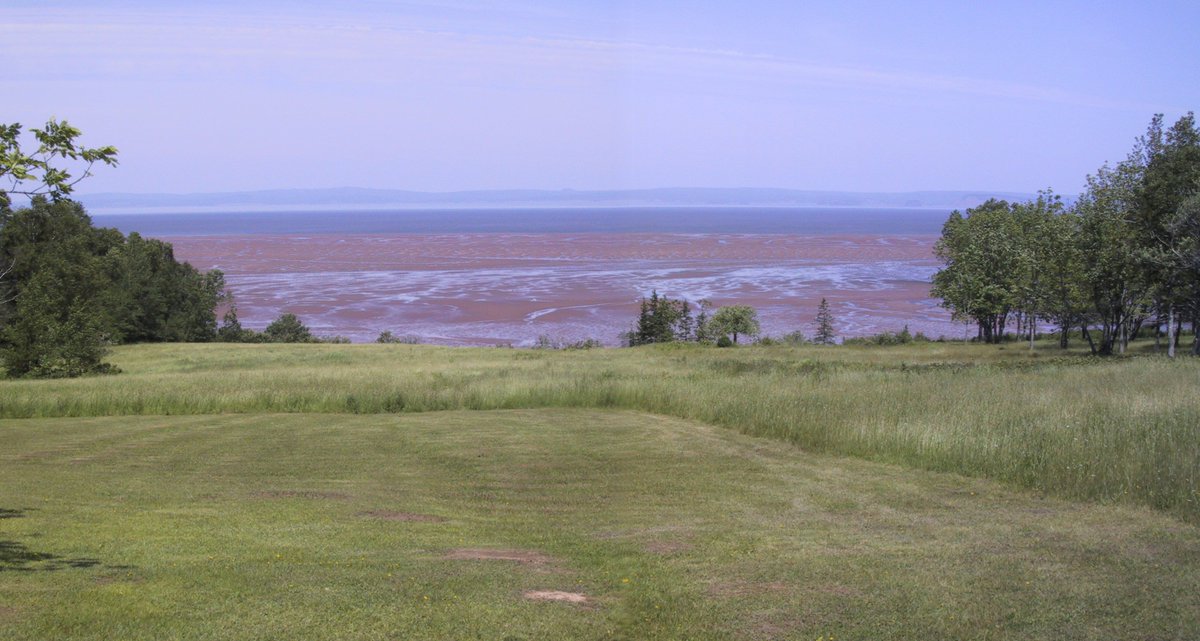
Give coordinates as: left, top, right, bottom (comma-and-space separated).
2, 342, 1199, 639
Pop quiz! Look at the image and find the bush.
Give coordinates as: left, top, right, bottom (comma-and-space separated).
564, 338, 603, 350
533, 334, 560, 350
843, 325, 932, 346
716, 335, 734, 348
263, 313, 313, 343
782, 330, 807, 345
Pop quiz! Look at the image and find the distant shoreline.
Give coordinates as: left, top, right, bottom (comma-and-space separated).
73, 186, 1062, 214
91, 206, 953, 237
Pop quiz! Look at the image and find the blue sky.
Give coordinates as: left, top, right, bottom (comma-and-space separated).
4, 0, 1198, 194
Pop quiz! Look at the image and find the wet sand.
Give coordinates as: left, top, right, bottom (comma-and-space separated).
166, 233, 957, 345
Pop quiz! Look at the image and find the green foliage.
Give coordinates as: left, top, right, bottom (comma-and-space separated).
0, 119, 118, 201
533, 335, 603, 350
263, 313, 313, 343
931, 200, 1024, 343
781, 330, 807, 345
930, 113, 1200, 356
103, 232, 226, 343
0, 197, 225, 377
628, 291, 694, 345
813, 298, 837, 344
217, 304, 252, 342
0, 122, 224, 376
715, 335, 733, 347
563, 338, 603, 350
1, 271, 116, 377
843, 325, 931, 346
709, 305, 760, 344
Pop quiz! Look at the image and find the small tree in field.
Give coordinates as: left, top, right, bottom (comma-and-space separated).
814, 298, 837, 345
710, 305, 760, 344
264, 313, 313, 343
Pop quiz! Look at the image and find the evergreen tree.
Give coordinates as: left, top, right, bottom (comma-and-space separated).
629, 291, 694, 345
814, 298, 837, 345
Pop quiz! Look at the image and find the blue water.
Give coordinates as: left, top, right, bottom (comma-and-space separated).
91, 207, 951, 236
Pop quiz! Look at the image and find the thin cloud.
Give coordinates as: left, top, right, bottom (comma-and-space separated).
0, 7, 1150, 111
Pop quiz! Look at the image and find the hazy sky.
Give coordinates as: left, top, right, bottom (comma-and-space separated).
4, 1, 1198, 195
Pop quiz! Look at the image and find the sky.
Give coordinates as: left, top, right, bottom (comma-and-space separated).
3, 0, 1198, 195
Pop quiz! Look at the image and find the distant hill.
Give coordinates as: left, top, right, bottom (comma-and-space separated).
77, 187, 1063, 212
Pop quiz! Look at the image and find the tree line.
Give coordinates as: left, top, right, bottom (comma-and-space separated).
0, 120, 344, 378
0, 196, 226, 376
932, 113, 1199, 356
625, 291, 839, 347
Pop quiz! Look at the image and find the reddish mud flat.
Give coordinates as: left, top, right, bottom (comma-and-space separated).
165, 233, 960, 345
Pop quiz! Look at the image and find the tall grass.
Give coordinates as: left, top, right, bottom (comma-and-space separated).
2, 342, 1197, 521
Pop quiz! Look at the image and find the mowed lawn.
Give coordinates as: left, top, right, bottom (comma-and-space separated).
2, 409, 1198, 640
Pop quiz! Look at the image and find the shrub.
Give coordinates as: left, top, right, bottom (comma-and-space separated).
782, 330, 807, 345
263, 313, 313, 343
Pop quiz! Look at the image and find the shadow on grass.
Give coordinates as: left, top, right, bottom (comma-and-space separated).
0, 540, 101, 572
0, 508, 124, 573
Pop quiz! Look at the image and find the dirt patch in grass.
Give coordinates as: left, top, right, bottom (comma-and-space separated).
523, 590, 588, 603
252, 490, 351, 500
0, 605, 16, 619
357, 510, 447, 523
443, 548, 556, 566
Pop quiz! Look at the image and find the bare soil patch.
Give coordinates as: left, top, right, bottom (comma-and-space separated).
443, 548, 556, 566
252, 490, 350, 500
523, 590, 588, 603
357, 510, 446, 522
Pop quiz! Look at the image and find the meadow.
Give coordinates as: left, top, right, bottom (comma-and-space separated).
2, 341, 1199, 639
3, 341, 1198, 520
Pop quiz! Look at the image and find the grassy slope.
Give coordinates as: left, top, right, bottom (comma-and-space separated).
2, 342, 1197, 520
2, 410, 1198, 640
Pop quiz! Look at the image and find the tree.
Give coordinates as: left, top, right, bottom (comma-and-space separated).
0, 198, 116, 377
814, 298, 837, 345
629, 291, 693, 345
710, 305, 759, 344
1, 119, 118, 203
103, 232, 225, 342
1034, 207, 1088, 349
1136, 113, 1200, 357
1075, 158, 1150, 355
693, 299, 717, 343
1166, 193, 1200, 355
264, 313, 313, 343
931, 200, 1022, 343
0, 120, 120, 376
217, 303, 249, 342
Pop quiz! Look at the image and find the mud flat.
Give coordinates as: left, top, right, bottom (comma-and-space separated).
166, 232, 957, 344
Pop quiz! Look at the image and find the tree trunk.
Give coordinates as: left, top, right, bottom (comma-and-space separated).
1154, 310, 1163, 352
1029, 314, 1036, 351
1167, 305, 1176, 359
1118, 315, 1127, 355
1082, 324, 1097, 355
1192, 313, 1200, 356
